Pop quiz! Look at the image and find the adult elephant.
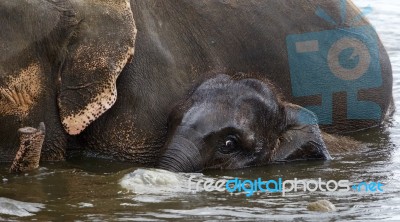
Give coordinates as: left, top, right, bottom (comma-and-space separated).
0, 0, 392, 172
0, 0, 136, 163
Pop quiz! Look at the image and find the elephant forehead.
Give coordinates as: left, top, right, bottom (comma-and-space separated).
0, 61, 44, 118
0, 0, 61, 63
233, 100, 258, 126
181, 101, 257, 132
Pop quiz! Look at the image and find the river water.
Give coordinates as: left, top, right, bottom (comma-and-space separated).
1, 0, 399, 221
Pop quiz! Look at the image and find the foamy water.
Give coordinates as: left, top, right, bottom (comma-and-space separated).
0, 197, 44, 217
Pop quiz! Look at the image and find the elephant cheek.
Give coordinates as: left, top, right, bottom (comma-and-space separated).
158, 136, 204, 173
0, 62, 43, 119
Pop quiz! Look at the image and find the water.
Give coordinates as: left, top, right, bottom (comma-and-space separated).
1, 0, 400, 220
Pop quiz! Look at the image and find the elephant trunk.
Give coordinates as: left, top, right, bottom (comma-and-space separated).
158, 128, 205, 172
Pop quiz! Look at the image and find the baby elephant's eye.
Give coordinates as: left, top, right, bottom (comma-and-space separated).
219, 135, 239, 154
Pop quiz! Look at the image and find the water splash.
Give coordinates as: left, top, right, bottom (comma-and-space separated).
0, 197, 44, 217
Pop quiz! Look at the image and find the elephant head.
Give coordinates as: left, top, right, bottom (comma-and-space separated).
0, 0, 136, 160
0, 0, 136, 133
159, 74, 332, 172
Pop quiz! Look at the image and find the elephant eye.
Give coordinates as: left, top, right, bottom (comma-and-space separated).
219, 135, 239, 154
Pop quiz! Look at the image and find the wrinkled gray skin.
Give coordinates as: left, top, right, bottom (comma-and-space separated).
0, 0, 392, 172
159, 75, 331, 172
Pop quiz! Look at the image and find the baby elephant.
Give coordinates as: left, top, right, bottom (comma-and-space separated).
159, 74, 332, 172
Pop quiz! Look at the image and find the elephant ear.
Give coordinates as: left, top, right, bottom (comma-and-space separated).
272, 104, 332, 162
58, 0, 137, 135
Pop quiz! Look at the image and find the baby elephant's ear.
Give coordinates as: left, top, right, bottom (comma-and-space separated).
58, 0, 137, 135
272, 104, 332, 162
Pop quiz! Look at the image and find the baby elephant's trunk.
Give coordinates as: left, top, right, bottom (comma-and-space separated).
10, 122, 45, 173
158, 127, 205, 172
